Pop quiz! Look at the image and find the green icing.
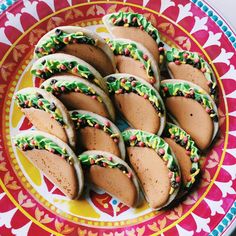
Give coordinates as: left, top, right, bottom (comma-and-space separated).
35, 30, 96, 58
163, 123, 200, 189
106, 76, 164, 115
166, 48, 217, 99
108, 12, 160, 44
78, 154, 129, 175
122, 129, 180, 194
41, 79, 103, 103
160, 81, 218, 122
107, 39, 155, 82
31, 59, 100, 85
13, 134, 73, 163
70, 112, 119, 140
14, 92, 65, 126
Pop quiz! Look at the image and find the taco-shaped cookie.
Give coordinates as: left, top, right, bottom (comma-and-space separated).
122, 129, 180, 209
41, 75, 115, 121
79, 150, 140, 207
70, 110, 125, 160
103, 12, 164, 63
104, 73, 166, 135
31, 53, 108, 93
34, 26, 116, 76
14, 88, 76, 148
160, 79, 219, 150
13, 131, 84, 199
162, 122, 201, 197
107, 38, 160, 90
166, 48, 218, 101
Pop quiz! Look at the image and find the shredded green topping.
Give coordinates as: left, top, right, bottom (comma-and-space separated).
70, 111, 119, 141
107, 39, 155, 83
31, 59, 98, 82
35, 30, 96, 58
163, 123, 200, 189
122, 129, 180, 194
13, 134, 74, 164
106, 76, 164, 115
41, 79, 103, 103
14, 92, 65, 126
166, 48, 217, 99
108, 12, 161, 44
78, 153, 131, 177
160, 81, 218, 122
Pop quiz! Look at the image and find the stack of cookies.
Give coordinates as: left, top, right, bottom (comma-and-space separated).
12, 12, 219, 210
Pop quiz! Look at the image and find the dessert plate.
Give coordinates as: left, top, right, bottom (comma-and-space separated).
0, 0, 235, 235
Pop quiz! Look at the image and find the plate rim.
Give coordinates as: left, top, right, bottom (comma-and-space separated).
0, 0, 235, 235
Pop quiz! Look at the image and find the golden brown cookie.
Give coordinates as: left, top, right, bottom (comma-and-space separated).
162, 122, 201, 197
103, 12, 164, 64
31, 53, 108, 93
104, 73, 166, 135
166, 48, 218, 101
14, 87, 76, 148
13, 131, 84, 199
160, 79, 219, 150
79, 151, 140, 207
106, 39, 160, 90
41, 75, 115, 121
34, 26, 116, 76
122, 129, 181, 209
70, 110, 125, 160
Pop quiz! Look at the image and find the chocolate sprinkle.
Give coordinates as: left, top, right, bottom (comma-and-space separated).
49, 102, 56, 111
107, 76, 116, 83
50, 79, 57, 85
55, 28, 63, 36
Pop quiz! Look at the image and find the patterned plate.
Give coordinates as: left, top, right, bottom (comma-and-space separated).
0, 0, 235, 235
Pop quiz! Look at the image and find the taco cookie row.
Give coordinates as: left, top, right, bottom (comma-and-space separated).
13, 123, 200, 209
12, 11, 219, 210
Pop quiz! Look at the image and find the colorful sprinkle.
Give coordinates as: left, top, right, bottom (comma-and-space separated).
175, 60, 181, 65
158, 148, 165, 156
94, 124, 100, 129
130, 135, 137, 141
143, 54, 148, 61
168, 172, 173, 178
138, 141, 145, 147
176, 176, 181, 183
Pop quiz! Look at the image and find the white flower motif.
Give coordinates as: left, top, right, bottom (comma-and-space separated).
66, 0, 72, 6
5, 12, 23, 33
215, 180, 235, 197
176, 3, 193, 23
176, 224, 194, 236
203, 31, 222, 48
0, 192, 6, 201
0, 27, 11, 45
213, 48, 234, 65
204, 198, 225, 216
190, 16, 208, 34
229, 111, 236, 117
221, 65, 236, 81
221, 164, 236, 180
21, 0, 39, 21
228, 130, 236, 138
143, 0, 151, 7
226, 90, 236, 99
11, 221, 32, 236
0, 207, 18, 228
225, 148, 236, 158
191, 212, 211, 233
39, 0, 55, 12
159, 0, 175, 14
